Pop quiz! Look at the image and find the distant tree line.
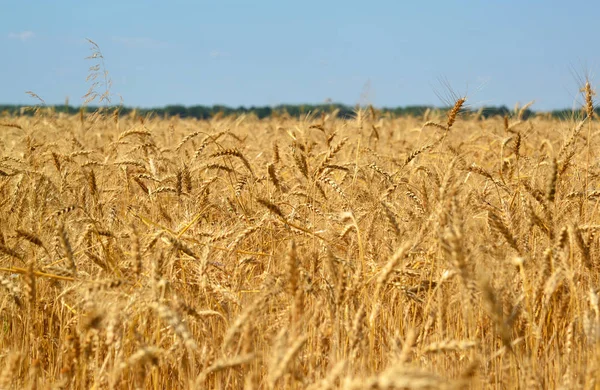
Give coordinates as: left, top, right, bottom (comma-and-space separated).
0, 103, 589, 120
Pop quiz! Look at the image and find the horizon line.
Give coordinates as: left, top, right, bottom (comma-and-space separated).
0, 102, 587, 114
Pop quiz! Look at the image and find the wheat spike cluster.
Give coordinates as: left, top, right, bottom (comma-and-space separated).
0, 84, 599, 389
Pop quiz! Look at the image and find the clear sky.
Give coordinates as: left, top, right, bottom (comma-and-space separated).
1, 1, 599, 111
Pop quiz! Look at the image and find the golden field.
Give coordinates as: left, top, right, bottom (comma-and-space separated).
0, 101, 599, 389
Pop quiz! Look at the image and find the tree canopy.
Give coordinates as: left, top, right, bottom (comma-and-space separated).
0, 102, 577, 120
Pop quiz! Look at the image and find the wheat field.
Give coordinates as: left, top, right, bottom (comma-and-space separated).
0, 98, 599, 389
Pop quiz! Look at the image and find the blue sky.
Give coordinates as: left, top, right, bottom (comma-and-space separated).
1, 1, 599, 110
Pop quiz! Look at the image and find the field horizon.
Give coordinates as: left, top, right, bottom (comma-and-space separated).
0, 101, 587, 122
